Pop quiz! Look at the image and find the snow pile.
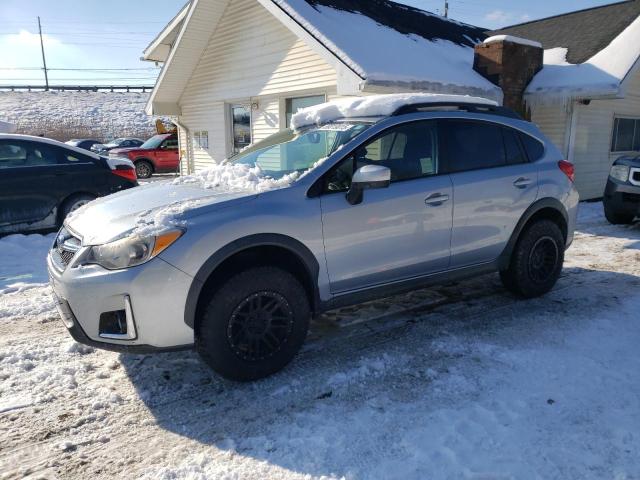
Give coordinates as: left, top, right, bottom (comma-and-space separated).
526, 15, 640, 102
273, 0, 502, 101
0, 91, 157, 141
0, 234, 53, 294
291, 93, 498, 130
483, 35, 543, 49
173, 162, 300, 192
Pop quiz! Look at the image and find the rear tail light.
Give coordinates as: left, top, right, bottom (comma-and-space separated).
558, 160, 575, 182
112, 164, 137, 182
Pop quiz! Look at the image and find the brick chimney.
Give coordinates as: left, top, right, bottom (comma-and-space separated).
473, 36, 543, 119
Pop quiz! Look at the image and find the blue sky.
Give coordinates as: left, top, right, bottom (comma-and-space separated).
0, 0, 617, 86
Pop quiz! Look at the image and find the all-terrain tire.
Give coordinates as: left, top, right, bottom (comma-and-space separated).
500, 220, 565, 299
604, 205, 635, 225
196, 266, 310, 381
135, 160, 154, 179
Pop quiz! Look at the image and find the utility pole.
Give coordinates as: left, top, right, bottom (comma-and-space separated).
444, 1, 449, 18
37, 16, 49, 91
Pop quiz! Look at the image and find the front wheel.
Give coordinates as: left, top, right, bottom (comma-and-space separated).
500, 220, 565, 298
196, 266, 310, 381
135, 160, 153, 179
604, 205, 635, 225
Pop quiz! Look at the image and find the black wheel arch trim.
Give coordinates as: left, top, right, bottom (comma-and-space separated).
184, 234, 321, 329
498, 197, 569, 270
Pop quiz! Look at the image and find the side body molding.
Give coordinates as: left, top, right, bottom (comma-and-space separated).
184, 234, 321, 329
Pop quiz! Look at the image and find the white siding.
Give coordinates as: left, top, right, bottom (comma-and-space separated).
177, 0, 338, 170
530, 104, 569, 155
570, 69, 640, 199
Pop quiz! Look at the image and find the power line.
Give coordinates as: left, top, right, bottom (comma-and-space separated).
0, 67, 159, 71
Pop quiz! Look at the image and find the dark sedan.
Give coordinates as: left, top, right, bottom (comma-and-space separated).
0, 134, 138, 234
65, 139, 101, 151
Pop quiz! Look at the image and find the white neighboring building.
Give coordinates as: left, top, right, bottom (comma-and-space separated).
143, 0, 501, 175
493, 0, 640, 199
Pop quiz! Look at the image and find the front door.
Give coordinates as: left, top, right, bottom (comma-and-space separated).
320, 121, 453, 294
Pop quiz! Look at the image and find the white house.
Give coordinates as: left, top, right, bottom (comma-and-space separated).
144, 0, 501, 174
145, 0, 640, 200
493, 0, 640, 199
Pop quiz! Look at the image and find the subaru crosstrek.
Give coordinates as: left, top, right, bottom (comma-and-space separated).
48, 94, 579, 381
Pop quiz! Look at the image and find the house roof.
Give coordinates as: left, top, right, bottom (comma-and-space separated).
271, 0, 500, 96
489, 1, 640, 102
146, 0, 502, 115
142, 2, 189, 63
491, 0, 640, 64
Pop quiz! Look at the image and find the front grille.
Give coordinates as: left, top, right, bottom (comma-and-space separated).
51, 228, 81, 270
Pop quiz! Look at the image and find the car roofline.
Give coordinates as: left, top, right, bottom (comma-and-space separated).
0, 133, 102, 160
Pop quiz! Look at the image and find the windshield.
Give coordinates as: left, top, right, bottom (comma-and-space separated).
230, 123, 370, 179
140, 135, 167, 150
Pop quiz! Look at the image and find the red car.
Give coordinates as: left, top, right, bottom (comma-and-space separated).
109, 134, 179, 179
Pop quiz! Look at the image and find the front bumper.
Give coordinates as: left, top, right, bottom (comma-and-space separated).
603, 179, 640, 215
48, 249, 196, 351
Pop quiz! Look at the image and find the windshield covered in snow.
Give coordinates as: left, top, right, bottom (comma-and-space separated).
229, 122, 371, 179
140, 135, 168, 150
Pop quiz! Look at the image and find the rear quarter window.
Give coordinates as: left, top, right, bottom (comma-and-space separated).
519, 133, 545, 161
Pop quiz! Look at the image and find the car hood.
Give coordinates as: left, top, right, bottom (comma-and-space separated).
109, 147, 138, 155
66, 181, 258, 245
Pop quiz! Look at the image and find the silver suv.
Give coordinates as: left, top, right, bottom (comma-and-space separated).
48, 95, 579, 381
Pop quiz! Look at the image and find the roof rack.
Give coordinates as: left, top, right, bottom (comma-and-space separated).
392, 102, 522, 120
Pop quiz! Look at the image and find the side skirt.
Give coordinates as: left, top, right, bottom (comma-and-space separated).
320, 261, 498, 312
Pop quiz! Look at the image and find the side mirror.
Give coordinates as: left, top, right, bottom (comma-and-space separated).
346, 164, 391, 205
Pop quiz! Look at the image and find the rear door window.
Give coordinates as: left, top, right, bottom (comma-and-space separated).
519, 133, 545, 161
503, 128, 528, 165
439, 120, 506, 173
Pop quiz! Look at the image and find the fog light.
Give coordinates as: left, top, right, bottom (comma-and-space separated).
98, 296, 137, 340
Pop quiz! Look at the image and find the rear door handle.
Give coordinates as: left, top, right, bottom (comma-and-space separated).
425, 193, 450, 207
513, 177, 532, 189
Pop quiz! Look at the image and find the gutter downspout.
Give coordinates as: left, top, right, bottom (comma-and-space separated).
172, 118, 190, 176
566, 100, 579, 165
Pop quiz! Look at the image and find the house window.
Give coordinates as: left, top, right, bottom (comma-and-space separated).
231, 105, 251, 154
193, 131, 208, 150
611, 117, 640, 152
285, 95, 326, 128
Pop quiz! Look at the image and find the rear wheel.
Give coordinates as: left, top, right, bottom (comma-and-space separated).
196, 266, 310, 381
135, 160, 153, 179
500, 220, 565, 298
60, 194, 95, 222
604, 205, 635, 225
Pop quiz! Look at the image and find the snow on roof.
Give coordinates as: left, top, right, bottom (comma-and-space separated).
483, 35, 542, 49
0, 119, 16, 134
273, 0, 502, 100
290, 93, 498, 130
525, 13, 640, 102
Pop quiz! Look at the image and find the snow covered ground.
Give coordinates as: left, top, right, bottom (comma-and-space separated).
0, 91, 156, 141
1, 202, 639, 479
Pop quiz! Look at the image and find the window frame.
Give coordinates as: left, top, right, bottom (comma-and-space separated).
611, 116, 640, 153
284, 94, 327, 129
229, 104, 252, 155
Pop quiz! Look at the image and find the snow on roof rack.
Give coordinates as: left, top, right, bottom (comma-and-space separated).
392, 102, 522, 119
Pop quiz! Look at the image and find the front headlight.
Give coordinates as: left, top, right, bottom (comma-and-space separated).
610, 165, 630, 182
85, 229, 183, 270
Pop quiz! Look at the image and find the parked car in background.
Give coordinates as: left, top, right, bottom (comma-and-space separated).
603, 155, 640, 224
109, 133, 179, 179
48, 94, 579, 382
65, 139, 101, 152
91, 137, 144, 154
0, 134, 137, 234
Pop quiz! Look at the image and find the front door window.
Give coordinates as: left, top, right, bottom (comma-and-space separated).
231, 105, 251, 155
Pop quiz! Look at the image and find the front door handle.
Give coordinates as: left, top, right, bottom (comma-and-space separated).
513, 177, 532, 189
425, 193, 450, 207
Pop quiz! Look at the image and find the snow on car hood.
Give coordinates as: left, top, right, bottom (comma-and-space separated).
66, 163, 297, 245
